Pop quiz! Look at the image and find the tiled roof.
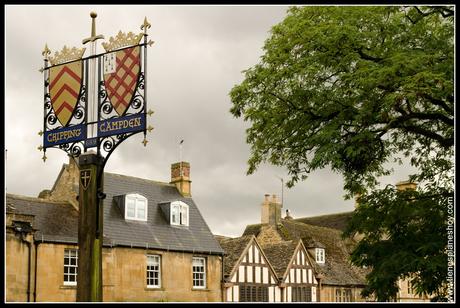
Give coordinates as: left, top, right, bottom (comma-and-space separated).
6, 170, 223, 255
294, 211, 354, 232
259, 240, 298, 279
242, 219, 368, 286
6, 194, 78, 243
216, 235, 253, 278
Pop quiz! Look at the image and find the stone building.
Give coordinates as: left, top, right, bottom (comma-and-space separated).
221, 194, 370, 302
5, 157, 224, 302
216, 235, 280, 302
217, 233, 320, 303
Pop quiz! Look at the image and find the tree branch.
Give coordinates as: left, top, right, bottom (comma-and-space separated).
356, 48, 383, 63
399, 124, 453, 148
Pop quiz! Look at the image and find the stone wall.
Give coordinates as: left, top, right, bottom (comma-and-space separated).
5, 232, 33, 302
32, 243, 222, 302
5, 213, 35, 302
320, 285, 367, 302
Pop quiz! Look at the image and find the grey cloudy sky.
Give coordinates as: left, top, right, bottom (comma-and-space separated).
5, 5, 417, 237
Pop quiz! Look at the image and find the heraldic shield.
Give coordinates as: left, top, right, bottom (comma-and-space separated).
103, 46, 141, 116
49, 61, 83, 127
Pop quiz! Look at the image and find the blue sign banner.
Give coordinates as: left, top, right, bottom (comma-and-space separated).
44, 124, 86, 148
98, 113, 146, 138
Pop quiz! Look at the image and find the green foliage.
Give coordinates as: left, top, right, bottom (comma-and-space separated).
229, 5, 454, 301
343, 187, 453, 301
230, 5, 453, 195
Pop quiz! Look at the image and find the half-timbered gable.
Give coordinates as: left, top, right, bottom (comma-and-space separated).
261, 240, 319, 302
217, 235, 280, 302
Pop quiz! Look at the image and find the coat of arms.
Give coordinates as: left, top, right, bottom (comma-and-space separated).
48, 46, 85, 126
102, 32, 143, 116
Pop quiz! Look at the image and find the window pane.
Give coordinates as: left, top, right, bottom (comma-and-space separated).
171, 205, 179, 224
146, 255, 161, 287
137, 206, 145, 219
181, 206, 188, 225
127, 203, 135, 218
64, 249, 78, 285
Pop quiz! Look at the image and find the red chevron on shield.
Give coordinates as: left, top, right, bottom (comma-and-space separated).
49, 61, 83, 126
103, 46, 141, 116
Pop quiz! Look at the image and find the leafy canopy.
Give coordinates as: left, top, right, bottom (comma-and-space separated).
230, 6, 453, 196
229, 6, 454, 301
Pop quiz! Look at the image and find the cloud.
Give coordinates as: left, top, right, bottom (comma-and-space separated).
5, 5, 417, 238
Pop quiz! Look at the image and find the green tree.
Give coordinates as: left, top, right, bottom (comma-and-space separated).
229, 6, 454, 301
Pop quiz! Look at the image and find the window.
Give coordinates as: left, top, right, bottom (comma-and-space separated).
125, 193, 148, 221
335, 288, 352, 302
146, 255, 161, 288
239, 285, 268, 302
171, 201, 189, 226
64, 248, 78, 286
192, 257, 206, 289
315, 248, 325, 264
292, 286, 312, 302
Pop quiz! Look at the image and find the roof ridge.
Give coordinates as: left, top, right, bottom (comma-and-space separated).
283, 218, 344, 234
6, 193, 72, 205
295, 211, 354, 220
105, 171, 174, 186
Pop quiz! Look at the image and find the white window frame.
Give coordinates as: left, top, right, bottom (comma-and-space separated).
146, 254, 161, 288
315, 248, 325, 264
63, 248, 78, 286
192, 257, 206, 289
125, 193, 148, 221
170, 201, 189, 226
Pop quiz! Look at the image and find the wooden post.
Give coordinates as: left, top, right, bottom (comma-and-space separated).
77, 152, 104, 302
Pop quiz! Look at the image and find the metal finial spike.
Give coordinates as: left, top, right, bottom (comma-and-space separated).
147, 125, 154, 133
147, 40, 154, 47
141, 17, 151, 35
39, 67, 44, 73
42, 153, 47, 162
42, 44, 51, 59
38, 145, 43, 151
142, 138, 148, 147
147, 109, 154, 116
38, 130, 43, 136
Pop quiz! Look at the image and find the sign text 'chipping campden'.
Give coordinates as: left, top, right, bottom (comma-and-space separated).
44, 124, 86, 148
97, 114, 145, 138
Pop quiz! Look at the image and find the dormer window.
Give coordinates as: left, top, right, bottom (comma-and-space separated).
170, 201, 189, 226
315, 248, 325, 264
125, 193, 148, 221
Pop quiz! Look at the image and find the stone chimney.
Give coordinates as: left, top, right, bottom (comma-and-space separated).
396, 180, 417, 191
170, 161, 191, 197
261, 194, 282, 225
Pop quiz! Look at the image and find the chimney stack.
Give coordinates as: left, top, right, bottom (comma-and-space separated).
170, 162, 191, 197
261, 194, 282, 225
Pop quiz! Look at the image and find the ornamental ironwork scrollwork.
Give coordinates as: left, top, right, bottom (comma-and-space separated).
125, 72, 145, 115
98, 80, 118, 121
59, 142, 84, 157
